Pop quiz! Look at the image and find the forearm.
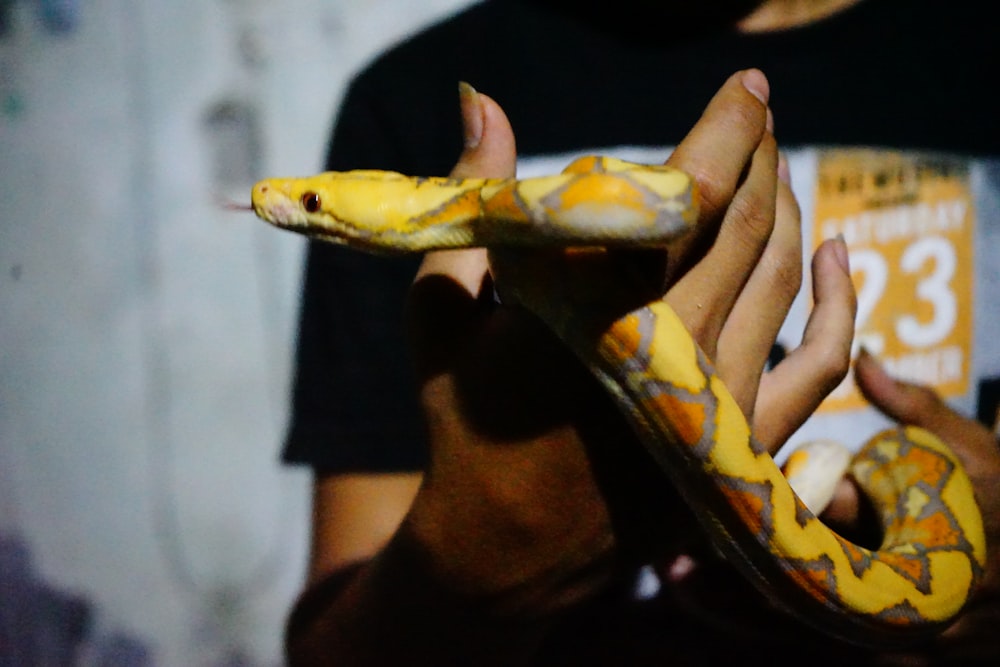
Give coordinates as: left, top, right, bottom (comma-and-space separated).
285, 522, 552, 667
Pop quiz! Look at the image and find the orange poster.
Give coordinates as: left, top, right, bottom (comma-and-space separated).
812, 150, 975, 413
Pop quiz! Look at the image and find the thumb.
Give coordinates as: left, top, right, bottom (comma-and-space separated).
854, 347, 1000, 481
449, 81, 517, 180
820, 349, 958, 540
408, 84, 517, 379
854, 347, 957, 433
416, 83, 518, 291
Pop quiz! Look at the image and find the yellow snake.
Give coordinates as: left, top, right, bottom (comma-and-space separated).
251, 155, 986, 646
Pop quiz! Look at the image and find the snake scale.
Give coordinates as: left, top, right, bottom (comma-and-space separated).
251, 155, 986, 646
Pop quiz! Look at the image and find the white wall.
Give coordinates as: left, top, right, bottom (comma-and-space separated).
0, 1, 472, 664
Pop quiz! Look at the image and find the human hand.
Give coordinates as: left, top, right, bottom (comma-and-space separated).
402, 70, 854, 616
662, 350, 999, 661
848, 351, 1000, 662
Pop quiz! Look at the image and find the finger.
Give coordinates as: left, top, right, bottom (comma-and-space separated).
853, 352, 1000, 483
661, 69, 772, 363
447, 82, 517, 181
416, 83, 517, 292
857, 351, 1000, 482
666, 69, 771, 223
408, 85, 517, 378
853, 348, 960, 433
855, 350, 1000, 601
416, 248, 490, 299
666, 132, 778, 362
664, 68, 771, 281
713, 154, 801, 415
754, 236, 856, 450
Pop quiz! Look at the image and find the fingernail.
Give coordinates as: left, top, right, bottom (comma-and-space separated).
458, 81, 483, 149
832, 233, 850, 273
765, 106, 775, 134
741, 68, 769, 105
777, 150, 790, 185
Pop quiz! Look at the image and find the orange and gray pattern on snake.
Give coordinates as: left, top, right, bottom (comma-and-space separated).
251, 155, 986, 646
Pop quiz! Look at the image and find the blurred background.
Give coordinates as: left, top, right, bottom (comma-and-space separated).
0, 0, 471, 664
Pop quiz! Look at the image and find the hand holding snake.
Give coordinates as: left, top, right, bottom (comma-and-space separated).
251, 71, 989, 648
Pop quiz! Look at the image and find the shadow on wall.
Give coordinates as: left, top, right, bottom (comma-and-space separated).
0, 0, 81, 36
0, 532, 153, 666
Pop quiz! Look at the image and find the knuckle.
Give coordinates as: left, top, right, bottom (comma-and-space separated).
825, 348, 852, 387
725, 98, 768, 148
780, 255, 804, 294
890, 382, 946, 428
812, 341, 852, 393
727, 188, 774, 241
688, 165, 732, 219
760, 248, 803, 302
907, 383, 943, 411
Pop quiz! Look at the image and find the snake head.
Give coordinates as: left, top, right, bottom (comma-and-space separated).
251, 177, 319, 232
250, 172, 393, 248
250, 170, 482, 252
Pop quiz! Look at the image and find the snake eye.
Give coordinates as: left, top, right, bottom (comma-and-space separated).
301, 191, 321, 213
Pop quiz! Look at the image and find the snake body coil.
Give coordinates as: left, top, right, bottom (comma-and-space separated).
252, 155, 986, 646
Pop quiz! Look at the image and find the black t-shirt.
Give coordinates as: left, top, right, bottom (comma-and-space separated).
284, 0, 1000, 472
